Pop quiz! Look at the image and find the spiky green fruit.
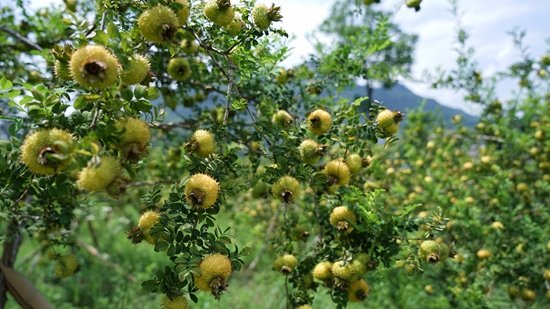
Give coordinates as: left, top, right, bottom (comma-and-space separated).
138, 210, 160, 244
350, 253, 370, 276
332, 261, 356, 282
376, 109, 403, 135
406, 0, 422, 11
185, 173, 219, 210
251, 3, 282, 31
54, 60, 71, 81
325, 160, 351, 186
204, 0, 235, 27
69, 45, 119, 89
418, 240, 449, 263
251, 181, 268, 198
120, 54, 150, 85
193, 254, 232, 299
273, 254, 298, 275
312, 261, 334, 281
138, 5, 179, 43
180, 39, 199, 55
226, 16, 244, 36
329, 206, 356, 234
347, 279, 369, 302
115, 117, 151, 162
77, 156, 121, 192
272, 176, 300, 203
167, 57, 192, 81
173, 0, 190, 25
272, 110, 293, 129
185, 129, 215, 158
55, 254, 79, 278
346, 153, 363, 174
308, 109, 332, 135
160, 294, 188, 309
300, 139, 327, 165
20, 128, 74, 175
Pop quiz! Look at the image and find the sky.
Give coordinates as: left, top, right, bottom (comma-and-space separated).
24, 0, 550, 115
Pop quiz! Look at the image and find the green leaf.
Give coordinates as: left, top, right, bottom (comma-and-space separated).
134, 85, 147, 99
107, 22, 120, 39
240, 246, 252, 257
121, 88, 133, 102
91, 30, 108, 45
73, 96, 89, 110
0, 77, 12, 90
135, 99, 152, 113
8, 90, 21, 99
154, 241, 169, 252
145, 87, 160, 101
141, 280, 158, 292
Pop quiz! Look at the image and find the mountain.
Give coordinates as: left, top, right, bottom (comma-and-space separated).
341, 83, 478, 127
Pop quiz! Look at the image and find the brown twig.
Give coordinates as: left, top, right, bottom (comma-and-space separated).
148, 122, 194, 130
120, 179, 176, 189
76, 239, 136, 283
247, 204, 282, 271
0, 25, 43, 52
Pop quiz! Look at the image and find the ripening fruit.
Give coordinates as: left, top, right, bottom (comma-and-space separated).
138, 210, 160, 244
226, 15, 245, 36
346, 153, 363, 174
313, 261, 334, 281
167, 58, 192, 81
115, 117, 151, 162
251, 181, 269, 198
329, 206, 356, 234
376, 109, 403, 135
54, 60, 71, 81
418, 240, 449, 263
477, 249, 492, 259
273, 254, 298, 275
272, 110, 293, 129
544, 269, 550, 281
521, 289, 536, 302
193, 254, 232, 299
332, 261, 356, 282
350, 253, 370, 276
69, 45, 119, 89
64, 0, 77, 12
406, 0, 422, 11
173, 0, 190, 25
307, 109, 332, 135
20, 128, 74, 175
325, 160, 351, 186
275, 68, 289, 85
271, 176, 301, 203
295, 305, 312, 309
55, 254, 79, 278
185, 129, 215, 158
204, 0, 235, 27
77, 156, 121, 192
160, 294, 188, 309
299, 139, 327, 164
347, 279, 370, 302
120, 54, 150, 85
252, 3, 282, 31
138, 5, 179, 43
185, 173, 219, 210
180, 39, 199, 55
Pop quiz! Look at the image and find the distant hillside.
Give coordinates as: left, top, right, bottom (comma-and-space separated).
341, 83, 478, 127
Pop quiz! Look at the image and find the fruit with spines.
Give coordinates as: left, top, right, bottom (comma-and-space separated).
406, 0, 422, 11
54, 60, 71, 81
193, 254, 232, 300
252, 3, 283, 31
307, 109, 332, 135
347, 279, 370, 302
69, 45, 119, 89
275, 68, 294, 85
325, 160, 351, 186
180, 39, 199, 55
376, 109, 404, 135
138, 210, 160, 244
115, 117, 151, 162
329, 206, 356, 234
55, 254, 79, 278
272, 110, 293, 129
77, 156, 121, 193
350, 253, 370, 276
20, 128, 74, 175
167, 58, 192, 81
299, 139, 327, 164
185, 129, 215, 158
346, 153, 363, 174
204, 0, 235, 27
332, 261, 356, 282
138, 5, 179, 43
120, 54, 150, 85
160, 294, 188, 309
313, 261, 334, 281
226, 15, 245, 36
273, 254, 297, 275
418, 240, 449, 263
185, 173, 219, 210
271, 176, 301, 203
173, 0, 190, 25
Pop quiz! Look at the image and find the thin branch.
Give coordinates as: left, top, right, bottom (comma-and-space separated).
90, 101, 101, 131
148, 121, 194, 130
191, 30, 228, 79
0, 25, 43, 52
120, 179, 176, 189
312, 189, 323, 240
76, 239, 136, 283
100, 11, 107, 31
247, 204, 282, 271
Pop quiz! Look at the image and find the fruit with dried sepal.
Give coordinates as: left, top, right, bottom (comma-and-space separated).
193, 254, 232, 300
273, 254, 297, 275
20, 128, 74, 175
168, 57, 192, 81
271, 176, 300, 203
185, 173, 219, 210
329, 206, 356, 234
138, 5, 179, 43
252, 3, 282, 31
376, 109, 404, 135
138, 210, 160, 244
204, 0, 235, 27
325, 160, 351, 186
347, 279, 370, 302
272, 110, 293, 129
69, 45, 119, 89
185, 129, 215, 158
115, 117, 151, 163
120, 54, 150, 85
77, 156, 122, 193
299, 139, 327, 165
308, 109, 332, 135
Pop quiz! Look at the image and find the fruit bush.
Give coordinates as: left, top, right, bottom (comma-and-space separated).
0, 0, 549, 308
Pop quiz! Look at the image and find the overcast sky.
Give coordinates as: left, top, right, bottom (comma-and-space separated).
27, 0, 550, 115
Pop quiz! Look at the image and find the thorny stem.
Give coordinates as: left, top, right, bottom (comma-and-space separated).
0, 25, 43, 52
90, 101, 101, 131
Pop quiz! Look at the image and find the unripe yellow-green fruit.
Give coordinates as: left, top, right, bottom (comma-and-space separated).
138, 210, 160, 244
329, 206, 356, 234
299, 139, 326, 164
193, 254, 232, 299
275, 68, 289, 85
167, 57, 192, 81
313, 261, 334, 281
332, 261, 356, 282
180, 39, 199, 55
350, 253, 370, 276
173, 0, 190, 25
77, 156, 121, 192
69, 45, 119, 89
521, 288, 536, 302
477, 249, 492, 259
325, 160, 351, 186
406, 0, 422, 10
54, 60, 71, 81
272, 110, 293, 129
251, 181, 268, 198
307, 109, 332, 135
160, 294, 188, 309
20, 128, 74, 175
204, 0, 235, 27
295, 305, 312, 309
185, 129, 215, 158
115, 117, 151, 162
376, 109, 403, 135
346, 153, 363, 174
55, 254, 79, 278
271, 176, 301, 203
252, 3, 282, 31
273, 254, 298, 275
226, 15, 244, 36
185, 173, 219, 210
347, 279, 369, 302
64, 0, 77, 12
418, 240, 450, 264
138, 5, 179, 43
120, 54, 150, 85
